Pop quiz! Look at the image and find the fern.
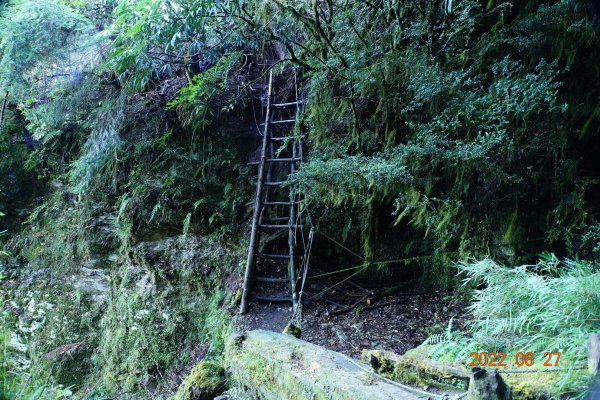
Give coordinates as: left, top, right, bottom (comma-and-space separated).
429, 256, 600, 395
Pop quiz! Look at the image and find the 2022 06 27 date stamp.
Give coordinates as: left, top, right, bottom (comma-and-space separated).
469, 351, 562, 368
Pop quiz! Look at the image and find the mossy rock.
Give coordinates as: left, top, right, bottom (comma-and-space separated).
393, 344, 588, 399
361, 349, 399, 378
226, 329, 420, 400
393, 345, 470, 391
502, 371, 562, 400
170, 362, 226, 400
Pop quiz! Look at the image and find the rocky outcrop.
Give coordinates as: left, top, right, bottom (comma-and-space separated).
226, 330, 420, 400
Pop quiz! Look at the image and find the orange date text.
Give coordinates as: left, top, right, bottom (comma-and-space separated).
468, 351, 561, 368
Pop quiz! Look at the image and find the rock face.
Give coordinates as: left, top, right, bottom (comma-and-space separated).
226, 330, 420, 400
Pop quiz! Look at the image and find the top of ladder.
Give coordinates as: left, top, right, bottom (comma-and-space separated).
272, 101, 305, 107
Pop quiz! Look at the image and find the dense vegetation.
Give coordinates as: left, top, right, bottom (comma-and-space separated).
0, 0, 599, 398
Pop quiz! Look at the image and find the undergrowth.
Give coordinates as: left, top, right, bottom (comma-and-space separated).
427, 256, 600, 396
0, 273, 75, 400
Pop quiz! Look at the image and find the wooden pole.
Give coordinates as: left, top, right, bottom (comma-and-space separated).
240, 71, 273, 314
288, 140, 298, 313
289, 71, 301, 314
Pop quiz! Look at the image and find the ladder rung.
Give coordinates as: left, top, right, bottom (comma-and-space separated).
259, 224, 303, 230
251, 294, 293, 303
264, 201, 301, 205
271, 135, 306, 142
264, 217, 289, 222
272, 101, 305, 107
258, 253, 291, 259
267, 158, 301, 163
264, 181, 287, 186
253, 276, 290, 283
261, 119, 296, 126
249, 157, 300, 165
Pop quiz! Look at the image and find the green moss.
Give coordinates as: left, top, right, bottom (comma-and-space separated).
503, 370, 571, 400
282, 323, 301, 339
393, 345, 470, 391
396, 343, 588, 399
169, 362, 225, 400
97, 270, 233, 391
226, 330, 418, 400
230, 288, 242, 307
360, 350, 395, 378
12, 282, 101, 388
226, 336, 276, 390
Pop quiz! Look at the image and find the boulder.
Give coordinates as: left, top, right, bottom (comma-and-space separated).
226, 329, 420, 400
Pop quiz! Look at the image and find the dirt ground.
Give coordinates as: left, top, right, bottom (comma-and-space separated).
234, 277, 470, 358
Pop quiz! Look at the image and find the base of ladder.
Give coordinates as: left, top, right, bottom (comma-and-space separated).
250, 294, 308, 304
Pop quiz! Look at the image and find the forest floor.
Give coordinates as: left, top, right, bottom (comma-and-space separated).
234, 276, 470, 358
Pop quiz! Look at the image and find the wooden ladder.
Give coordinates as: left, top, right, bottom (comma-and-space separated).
240, 70, 306, 314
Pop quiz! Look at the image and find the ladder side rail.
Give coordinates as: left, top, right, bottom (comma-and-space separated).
288, 71, 301, 313
240, 71, 274, 314
288, 140, 299, 312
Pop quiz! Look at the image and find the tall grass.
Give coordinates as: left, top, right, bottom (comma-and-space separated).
458, 256, 600, 360
427, 255, 600, 396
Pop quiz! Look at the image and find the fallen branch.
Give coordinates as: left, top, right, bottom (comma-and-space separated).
331, 294, 370, 315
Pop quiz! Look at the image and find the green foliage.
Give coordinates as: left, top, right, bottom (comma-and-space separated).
462, 256, 599, 356
253, 0, 600, 284
166, 53, 241, 131
0, 105, 35, 228
108, 125, 252, 237
428, 256, 600, 396
106, 0, 243, 91
0, 0, 87, 99
3, 0, 600, 397
67, 95, 124, 194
